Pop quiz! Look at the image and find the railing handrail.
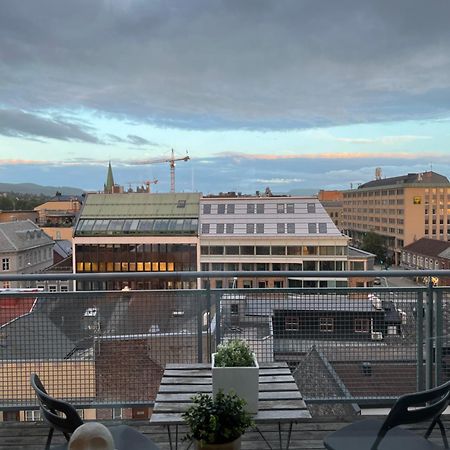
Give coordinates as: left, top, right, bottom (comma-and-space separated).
0, 269, 449, 282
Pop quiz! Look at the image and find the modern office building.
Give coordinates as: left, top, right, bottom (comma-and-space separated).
341, 171, 450, 264
72, 192, 201, 290
199, 194, 351, 289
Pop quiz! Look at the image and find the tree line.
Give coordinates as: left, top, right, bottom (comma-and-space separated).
0, 192, 50, 211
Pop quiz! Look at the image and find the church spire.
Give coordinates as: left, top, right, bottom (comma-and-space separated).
104, 161, 115, 194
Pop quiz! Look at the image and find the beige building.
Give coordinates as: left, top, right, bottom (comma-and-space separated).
342, 171, 450, 264
34, 193, 82, 240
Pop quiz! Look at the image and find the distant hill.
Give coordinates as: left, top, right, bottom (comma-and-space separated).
0, 183, 84, 196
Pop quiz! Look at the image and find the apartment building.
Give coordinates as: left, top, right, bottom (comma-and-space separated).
72, 192, 201, 290
342, 171, 450, 264
0, 220, 54, 288
34, 192, 83, 240
317, 190, 343, 229
199, 194, 351, 289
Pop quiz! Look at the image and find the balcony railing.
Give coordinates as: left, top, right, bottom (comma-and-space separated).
0, 270, 449, 419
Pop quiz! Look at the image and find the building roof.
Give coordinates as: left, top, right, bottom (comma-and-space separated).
0, 220, 54, 253
358, 171, 449, 190
53, 240, 72, 259
348, 246, 376, 258
245, 295, 389, 315
74, 192, 201, 236
79, 192, 200, 218
403, 238, 450, 258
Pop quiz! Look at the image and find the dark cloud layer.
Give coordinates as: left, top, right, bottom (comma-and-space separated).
0, 109, 101, 142
1, 0, 450, 132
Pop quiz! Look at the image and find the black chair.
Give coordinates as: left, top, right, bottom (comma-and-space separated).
30, 373, 160, 450
324, 380, 450, 450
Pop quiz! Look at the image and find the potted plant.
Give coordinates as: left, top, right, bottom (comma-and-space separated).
182, 390, 254, 450
212, 339, 259, 413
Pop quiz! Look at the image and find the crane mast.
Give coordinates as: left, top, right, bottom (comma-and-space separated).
143, 149, 190, 193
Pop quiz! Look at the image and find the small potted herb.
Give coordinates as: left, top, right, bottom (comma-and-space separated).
182, 390, 254, 450
212, 339, 259, 413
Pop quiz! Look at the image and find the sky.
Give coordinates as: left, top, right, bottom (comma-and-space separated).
1, 0, 450, 195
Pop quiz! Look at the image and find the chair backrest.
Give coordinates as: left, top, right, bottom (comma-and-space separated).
30, 373, 84, 436
375, 379, 450, 447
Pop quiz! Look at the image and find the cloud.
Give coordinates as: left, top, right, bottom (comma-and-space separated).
254, 178, 305, 184
334, 135, 432, 145
1, 0, 450, 130
0, 109, 101, 143
106, 134, 159, 146
213, 151, 437, 161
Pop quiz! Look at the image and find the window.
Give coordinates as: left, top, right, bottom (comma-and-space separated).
226, 204, 235, 214
256, 246, 270, 255
25, 410, 42, 421
246, 223, 255, 234
230, 304, 239, 315
277, 204, 285, 213
60, 285, 69, 292
286, 203, 295, 214
216, 223, 224, 234
354, 318, 370, 333
49, 285, 57, 292
318, 223, 328, 233
203, 204, 211, 214
217, 204, 225, 214
307, 203, 316, 213
247, 203, 255, 214
2, 258, 10, 271
201, 223, 210, 234
308, 223, 317, 233
319, 318, 334, 332
225, 246, 239, 255
287, 223, 295, 234
112, 408, 123, 419
285, 316, 299, 331
177, 200, 186, 208
256, 204, 264, 214
277, 223, 285, 234
226, 223, 234, 234
256, 223, 264, 234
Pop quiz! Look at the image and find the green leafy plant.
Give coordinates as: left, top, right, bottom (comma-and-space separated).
214, 339, 255, 367
182, 390, 254, 445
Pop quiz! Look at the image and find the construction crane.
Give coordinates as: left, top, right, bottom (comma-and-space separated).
126, 179, 158, 193
142, 149, 190, 192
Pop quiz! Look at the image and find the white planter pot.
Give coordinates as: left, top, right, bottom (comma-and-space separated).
212, 353, 259, 414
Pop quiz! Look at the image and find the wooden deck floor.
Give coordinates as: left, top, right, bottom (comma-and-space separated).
0, 416, 448, 449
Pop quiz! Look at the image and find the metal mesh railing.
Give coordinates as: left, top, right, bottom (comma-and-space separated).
0, 271, 448, 414
0, 289, 208, 410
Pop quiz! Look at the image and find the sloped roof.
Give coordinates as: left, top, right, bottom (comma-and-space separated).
79, 193, 201, 219
0, 220, 54, 252
358, 171, 449, 189
403, 238, 450, 258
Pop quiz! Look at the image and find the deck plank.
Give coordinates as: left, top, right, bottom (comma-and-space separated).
1, 417, 450, 450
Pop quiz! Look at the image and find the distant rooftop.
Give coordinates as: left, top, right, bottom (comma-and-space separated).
403, 237, 450, 259
357, 171, 449, 189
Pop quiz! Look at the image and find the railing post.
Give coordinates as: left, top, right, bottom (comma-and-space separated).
425, 278, 434, 390
214, 284, 221, 349
435, 290, 443, 387
197, 288, 204, 363
416, 292, 424, 392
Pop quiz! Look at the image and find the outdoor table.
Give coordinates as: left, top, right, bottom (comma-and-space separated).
150, 361, 312, 450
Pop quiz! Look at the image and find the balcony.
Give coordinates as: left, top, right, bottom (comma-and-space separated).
0, 270, 449, 448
